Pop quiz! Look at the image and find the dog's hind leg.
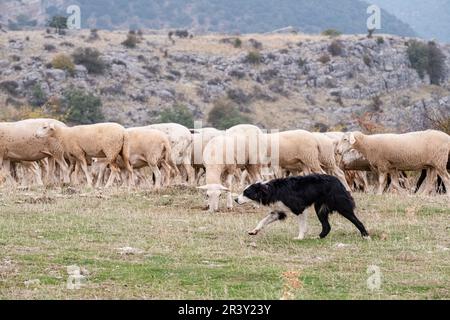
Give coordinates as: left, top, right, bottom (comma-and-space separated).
336, 205, 370, 239
314, 203, 331, 239
248, 211, 287, 236
293, 211, 308, 240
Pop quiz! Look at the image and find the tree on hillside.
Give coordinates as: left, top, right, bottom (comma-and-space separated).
47, 15, 68, 34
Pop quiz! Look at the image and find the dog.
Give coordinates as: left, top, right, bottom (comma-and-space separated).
235, 174, 370, 240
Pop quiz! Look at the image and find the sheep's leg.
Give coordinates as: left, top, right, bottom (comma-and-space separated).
78, 158, 93, 187
54, 156, 70, 184
435, 167, 450, 196
95, 162, 108, 188
389, 171, 407, 194
377, 172, 387, 195
239, 170, 248, 187
248, 211, 286, 235
294, 211, 308, 240
419, 168, 437, 195
225, 174, 234, 209
183, 163, 195, 185
30, 162, 44, 186
149, 165, 162, 189
246, 165, 262, 183
333, 166, 351, 192
104, 165, 119, 188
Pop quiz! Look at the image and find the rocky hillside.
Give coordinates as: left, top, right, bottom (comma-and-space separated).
1, 0, 416, 36
0, 29, 449, 132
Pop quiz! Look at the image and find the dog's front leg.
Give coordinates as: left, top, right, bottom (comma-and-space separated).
248, 211, 285, 235
294, 211, 308, 240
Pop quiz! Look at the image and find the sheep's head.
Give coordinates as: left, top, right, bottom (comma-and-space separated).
197, 184, 229, 212
337, 131, 361, 155
35, 122, 56, 138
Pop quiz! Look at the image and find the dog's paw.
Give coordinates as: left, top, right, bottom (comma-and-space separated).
248, 230, 259, 236
293, 235, 305, 241
363, 235, 372, 241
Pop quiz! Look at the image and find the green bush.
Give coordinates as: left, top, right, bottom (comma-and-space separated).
407, 40, 429, 79
63, 88, 104, 124
321, 29, 341, 37
47, 15, 67, 34
427, 41, 447, 85
207, 99, 250, 130
328, 40, 344, 56
159, 103, 194, 128
122, 31, 140, 48
29, 83, 47, 107
51, 53, 75, 74
376, 37, 384, 45
72, 47, 106, 74
233, 38, 242, 48
245, 50, 262, 64
407, 40, 447, 84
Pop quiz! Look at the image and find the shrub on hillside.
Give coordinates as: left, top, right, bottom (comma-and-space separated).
72, 47, 106, 74
47, 15, 67, 34
407, 40, 429, 79
407, 40, 447, 85
63, 88, 104, 124
207, 99, 250, 130
51, 53, 75, 75
245, 50, 262, 64
427, 41, 447, 85
328, 40, 344, 56
122, 31, 140, 48
318, 54, 331, 64
29, 83, 47, 107
159, 103, 195, 128
321, 29, 341, 37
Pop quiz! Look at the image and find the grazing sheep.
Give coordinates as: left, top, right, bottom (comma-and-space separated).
0, 118, 70, 184
199, 134, 256, 212
337, 130, 450, 195
191, 127, 224, 184
147, 123, 194, 184
35, 122, 133, 188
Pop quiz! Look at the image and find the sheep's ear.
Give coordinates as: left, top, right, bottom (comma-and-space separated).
197, 185, 209, 190
349, 133, 356, 145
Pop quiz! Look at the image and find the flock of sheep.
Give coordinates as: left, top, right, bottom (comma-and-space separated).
1, 118, 449, 211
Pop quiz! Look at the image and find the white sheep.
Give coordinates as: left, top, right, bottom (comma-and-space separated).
0, 118, 70, 184
35, 122, 133, 188
147, 123, 194, 184
93, 127, 178, 188
337, 130, 450, 195
191, 127, 224, 184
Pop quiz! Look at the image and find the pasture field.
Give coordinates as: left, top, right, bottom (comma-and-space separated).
0, 186, 448, 300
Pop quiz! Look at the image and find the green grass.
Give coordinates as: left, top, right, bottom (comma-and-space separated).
0, 187, 449, 299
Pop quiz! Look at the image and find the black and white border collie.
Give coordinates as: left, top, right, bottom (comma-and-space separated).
235, 174, 370, 240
